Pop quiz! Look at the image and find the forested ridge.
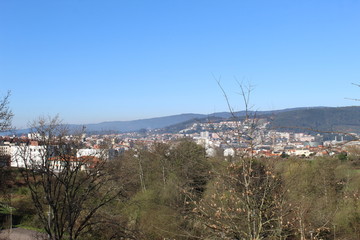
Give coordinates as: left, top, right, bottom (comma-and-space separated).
268, 106, 360, 133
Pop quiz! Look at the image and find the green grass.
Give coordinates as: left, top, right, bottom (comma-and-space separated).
14, 224, 47, 233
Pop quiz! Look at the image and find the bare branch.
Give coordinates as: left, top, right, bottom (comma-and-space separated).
17, 116, 123, 240
0, 91, 13, 132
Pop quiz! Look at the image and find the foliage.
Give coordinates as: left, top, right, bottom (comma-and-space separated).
17, 116, 124, 240
4, 146, 360, 239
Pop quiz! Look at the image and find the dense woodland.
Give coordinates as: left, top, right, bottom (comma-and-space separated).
1, 138, 360, 240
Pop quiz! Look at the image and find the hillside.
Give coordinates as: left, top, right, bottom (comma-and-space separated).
268, 106, 360, 133
83, 113, 208, 132
82, 107, 325, 133
6, 106, 360, 135
157, 106, 360, 135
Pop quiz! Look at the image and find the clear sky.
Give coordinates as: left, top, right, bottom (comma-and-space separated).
1, 0, 360, 128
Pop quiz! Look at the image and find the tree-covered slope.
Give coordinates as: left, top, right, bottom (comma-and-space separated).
268, 106, 360, 133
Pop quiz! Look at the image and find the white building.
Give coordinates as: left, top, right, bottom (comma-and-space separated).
10, 145, 45, 168
48, 156, 98, 172
77, 148, 108, 159
0, 144, 11, 156
224, 148, 235, 157
10, 145, 101, 171
287, 149, 312, 157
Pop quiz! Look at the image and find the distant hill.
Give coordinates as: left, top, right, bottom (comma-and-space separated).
82, 107, 324, 133
268, 106, 360, 133
82, 113, 208, 133
158, 106, 360, 135
2, 114, 209, 135
5, 106, 360, 135
159, 116, 224, 134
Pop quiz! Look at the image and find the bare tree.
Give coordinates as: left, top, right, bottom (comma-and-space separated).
0, 91, 13, 233
0, 91, 13, 132
16, 116, 124, 240
192, 80, 290, 240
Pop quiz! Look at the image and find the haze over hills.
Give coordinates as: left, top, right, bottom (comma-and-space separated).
83, 113, 207, 132
75, 107, 326, 133
81, 106, 360, 132
5, 106, 360, 135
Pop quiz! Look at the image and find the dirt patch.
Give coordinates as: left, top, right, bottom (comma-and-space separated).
0, 228, 47, 240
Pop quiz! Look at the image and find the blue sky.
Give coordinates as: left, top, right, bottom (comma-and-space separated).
1, 0, 360, 128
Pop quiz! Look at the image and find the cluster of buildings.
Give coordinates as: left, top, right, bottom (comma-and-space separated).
1, 118, 359, 170
0, 135, 106, 171
188, 124, 347, 158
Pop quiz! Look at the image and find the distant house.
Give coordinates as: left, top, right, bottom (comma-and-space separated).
48, 155, 101, 172
0, 143, 11, 167
224, 148, 235, 157
10, 145, 45, 168
287, 149, 312, 157
77, 148, 108, 160
9, 145, 105, 170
